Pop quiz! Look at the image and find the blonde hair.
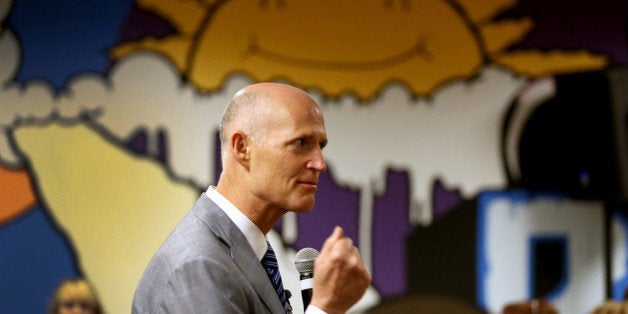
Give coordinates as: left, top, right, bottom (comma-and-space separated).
48, 278, 102, 314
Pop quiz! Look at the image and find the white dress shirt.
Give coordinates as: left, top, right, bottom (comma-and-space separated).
205, 187, 326, 314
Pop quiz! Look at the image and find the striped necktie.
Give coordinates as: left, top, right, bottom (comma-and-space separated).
261, 242, 291, 313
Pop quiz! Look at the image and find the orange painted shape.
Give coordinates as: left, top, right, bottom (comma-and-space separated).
0, 165, 38, 224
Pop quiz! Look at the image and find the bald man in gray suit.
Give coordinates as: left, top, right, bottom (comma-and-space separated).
132, 83, 371, 313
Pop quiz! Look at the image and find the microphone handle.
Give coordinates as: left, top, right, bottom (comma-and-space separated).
300, 272, 314, 310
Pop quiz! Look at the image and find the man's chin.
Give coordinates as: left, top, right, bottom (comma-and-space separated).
289, 201, 316, 214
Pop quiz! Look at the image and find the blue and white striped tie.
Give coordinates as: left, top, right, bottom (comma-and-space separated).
261, 242, 291, 313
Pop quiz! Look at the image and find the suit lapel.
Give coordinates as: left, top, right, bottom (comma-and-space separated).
192, 194, 285, 313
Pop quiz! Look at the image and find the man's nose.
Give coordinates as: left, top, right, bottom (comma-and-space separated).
308, 150, 327, 172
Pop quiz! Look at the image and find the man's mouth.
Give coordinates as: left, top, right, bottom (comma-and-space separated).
299, 181, 318, 188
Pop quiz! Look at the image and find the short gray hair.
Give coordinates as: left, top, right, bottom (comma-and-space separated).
219, 89, 270, 160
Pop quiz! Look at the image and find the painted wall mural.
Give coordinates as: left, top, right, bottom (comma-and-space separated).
1, 0, 627, 313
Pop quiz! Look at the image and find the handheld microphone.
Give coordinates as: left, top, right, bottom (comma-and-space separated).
294, 247, 319, 310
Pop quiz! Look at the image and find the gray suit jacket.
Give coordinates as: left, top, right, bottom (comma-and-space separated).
132, 193, 286, 313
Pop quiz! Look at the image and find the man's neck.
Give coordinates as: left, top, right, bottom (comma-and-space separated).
215, 181, 284, 235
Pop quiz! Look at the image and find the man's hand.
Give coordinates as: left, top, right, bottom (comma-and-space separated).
309, 226, 371, 314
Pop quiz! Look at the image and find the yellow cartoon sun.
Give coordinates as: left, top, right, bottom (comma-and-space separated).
111, 0, 607, 99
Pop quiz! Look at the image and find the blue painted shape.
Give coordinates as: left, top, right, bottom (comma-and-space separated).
0, 204, 80, 314
7, 0, 133, 90
476, 190, 494, 309
475, 190, 527, 308
476, 189, 567, 309
613, 210, 628, 301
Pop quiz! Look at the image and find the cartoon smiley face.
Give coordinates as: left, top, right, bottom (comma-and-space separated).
188, 0, 482, 98
111, 0, 606, 99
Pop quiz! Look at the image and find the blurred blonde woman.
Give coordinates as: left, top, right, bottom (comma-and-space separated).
48, 278, 102, 314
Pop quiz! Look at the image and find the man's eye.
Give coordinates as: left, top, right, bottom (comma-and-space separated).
296, 139, 306, 146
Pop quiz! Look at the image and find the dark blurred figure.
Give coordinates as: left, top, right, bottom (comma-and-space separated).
589, 285, 628, 313
502, 298, 558, 314
367, 294, 486, 314
589, 300, 628, 314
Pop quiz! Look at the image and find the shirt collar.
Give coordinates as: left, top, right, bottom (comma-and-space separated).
205, 186, 267, 261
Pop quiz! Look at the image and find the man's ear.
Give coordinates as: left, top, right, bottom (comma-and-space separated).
230, 131, 250, 166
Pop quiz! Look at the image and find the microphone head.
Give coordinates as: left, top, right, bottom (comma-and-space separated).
294, 247, 319, 274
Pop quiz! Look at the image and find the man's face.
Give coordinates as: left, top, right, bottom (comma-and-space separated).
249, 97, 327, 214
